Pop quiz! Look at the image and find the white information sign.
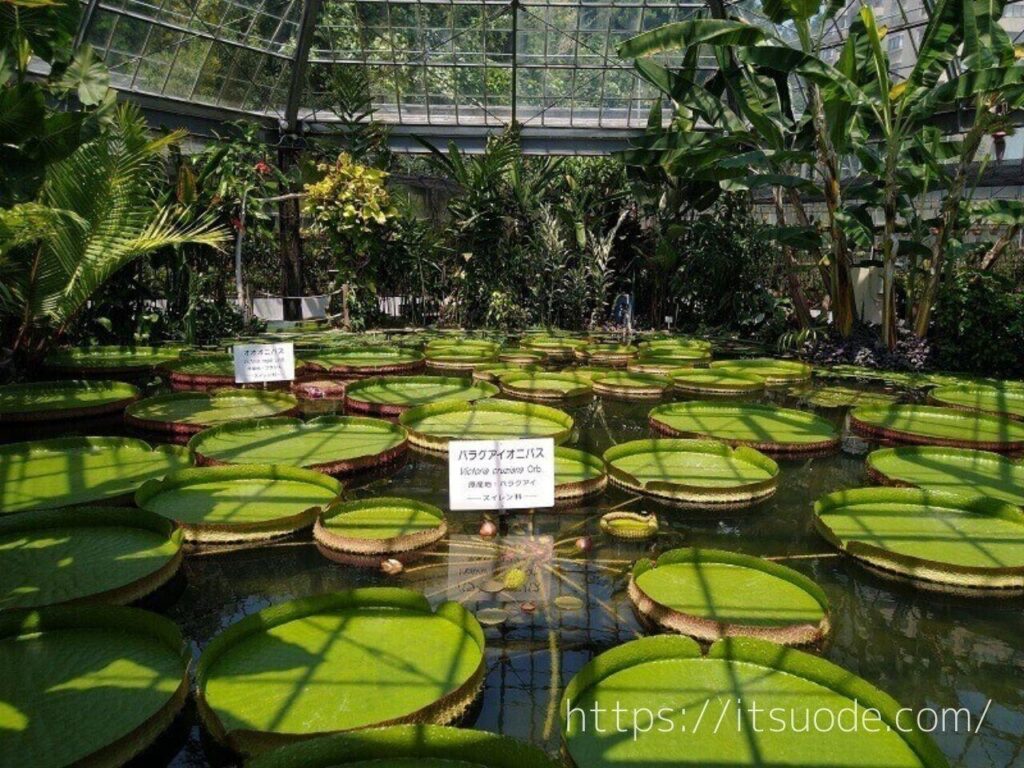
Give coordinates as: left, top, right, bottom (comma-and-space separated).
233, 343, 295, 384
448, 438, 555, 511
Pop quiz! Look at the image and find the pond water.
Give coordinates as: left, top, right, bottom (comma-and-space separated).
7, 380, 1023, 767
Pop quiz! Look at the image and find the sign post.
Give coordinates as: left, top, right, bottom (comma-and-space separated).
233, 343, 296, 384
448, 438, 555, 511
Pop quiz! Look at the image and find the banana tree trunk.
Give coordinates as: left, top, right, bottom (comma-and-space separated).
980, 224, 1019, 270
880, 150, 899, 350
772, 187, 813, 328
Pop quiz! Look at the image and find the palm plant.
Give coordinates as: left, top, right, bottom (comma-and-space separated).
0, 104, 227, 357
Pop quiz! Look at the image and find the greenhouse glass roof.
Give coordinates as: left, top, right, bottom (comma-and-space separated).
77, 0, 1024, 139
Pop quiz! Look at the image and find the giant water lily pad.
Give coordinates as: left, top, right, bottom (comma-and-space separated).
554, 447, 607, 502
0, 507, 182, 611
628, 350, 711, 374
136, 465, 342, 543
247, 725, 559, 768
0, 606, 190, 768
306, 347, 425, 377
314, 496, 447, 557
498, 349, 546, 364
125, 389, 298, 438
399, 399, 573, 452
814, 487, 1024, 595
637, 338, 712, 354
592, 372, 671, 399
562, 635, 947, 768
0, 437, 193, 515
189, 416, 407, 474
604, 439, 778, 507
710, 358, 813, 385
163, 355, 237, 390
472, 362, 540, 382
850, 404, 1024, 452
521, 336, 584, 361
499, 371, 593, 400
345, 376, 498, 416
867, 446, 1024, 507
425, 349, 499, 371
929, 384, 1024, 420
197, 589, 486, 755
0, 380, 140, 422
43, 345, 185, 375
670, 368, 765, 396
574, 343, 638, 366
629, 548, 830, 645
806, 386, 900, 409
649, 402, 840, 455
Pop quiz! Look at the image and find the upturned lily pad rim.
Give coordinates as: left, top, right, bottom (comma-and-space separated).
399, 399, 574, 453
866, 446, 1024, 505
604, 438, 778, 505
637, 338, 713, 352
247, 724, 560, 768
0, 436, 193, 514
125, 389, 299, 435
554, 446, 608, 501
814, 486, 1024, 591
929, 384, 1024, 420
591, 371, 671, 398
314, 496, 447, 555
344, 375, 499, 415
669, 368, 766, 394
499, 371, 593, 399
648, 402, 840, 455
0, 379, 141, 421
599, 511, 659, 539
0, 506, 183, 610
629, 547, 830, 645
187, 415, 408, 474
560, 635, 949, 768
0, 604, 190, 767
850, 404, 1024, 452
472, 363, 541, 382
196, 588, 486, 754
498, 349, 547, 363
136, 464, 342, 542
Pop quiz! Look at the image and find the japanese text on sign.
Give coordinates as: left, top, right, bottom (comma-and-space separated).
448, 438, 555, 511
233, 343, 295, 384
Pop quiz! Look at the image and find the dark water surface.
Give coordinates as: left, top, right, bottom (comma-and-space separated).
9, 382, 1024, 767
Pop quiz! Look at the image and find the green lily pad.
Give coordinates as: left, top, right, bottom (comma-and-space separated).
851, 404, 1024, 452
562, 635, 947, 768
929, 384, 1024, 420
592, 372, 671, 399
806, 386, 900, 409
314, 496, 447, 556
575, 343, 638, 366
630, 548, 830, 645
637, 338, 713, 353
344, 375, 498, 415
867, 446, 1024, 507
554, 447, 607, 501
815, 487, 1024, 594
0, 380, 140, 422
0, 437, 193, 515
628, 352, 711, 374
136, 464, 342, 543
710, 358, 813, 384
246, 725, 560, 768
0, 507, 182, 611
604, 439, 778, 506
648, 402, 840, 455
125, 389, 298, 437
188, 416, 407, 474
0, 606, 190, 768
521, 336, 585, 360
499, 371, 593, 400
498, 349, 546, 364
600, 511, 659, 539
425, 349, 499, 370
669, 368, 765, 395
472, 362, 540, 382
306, 347, 424, 376
43, 345, 185, 375
197, 589, 486, 755
399, 399, 573, 453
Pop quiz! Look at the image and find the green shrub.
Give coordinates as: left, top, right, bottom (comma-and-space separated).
931, 270, 1024, 377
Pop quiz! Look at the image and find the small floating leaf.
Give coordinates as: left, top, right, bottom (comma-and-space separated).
554, 595, 584, 612
476, 607, 510, 626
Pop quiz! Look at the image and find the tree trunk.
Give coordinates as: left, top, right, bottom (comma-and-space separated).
980, 224, 1019, 271
277, 146, 305, 322
772, 187, 813, 328
880, 155, 899, 350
